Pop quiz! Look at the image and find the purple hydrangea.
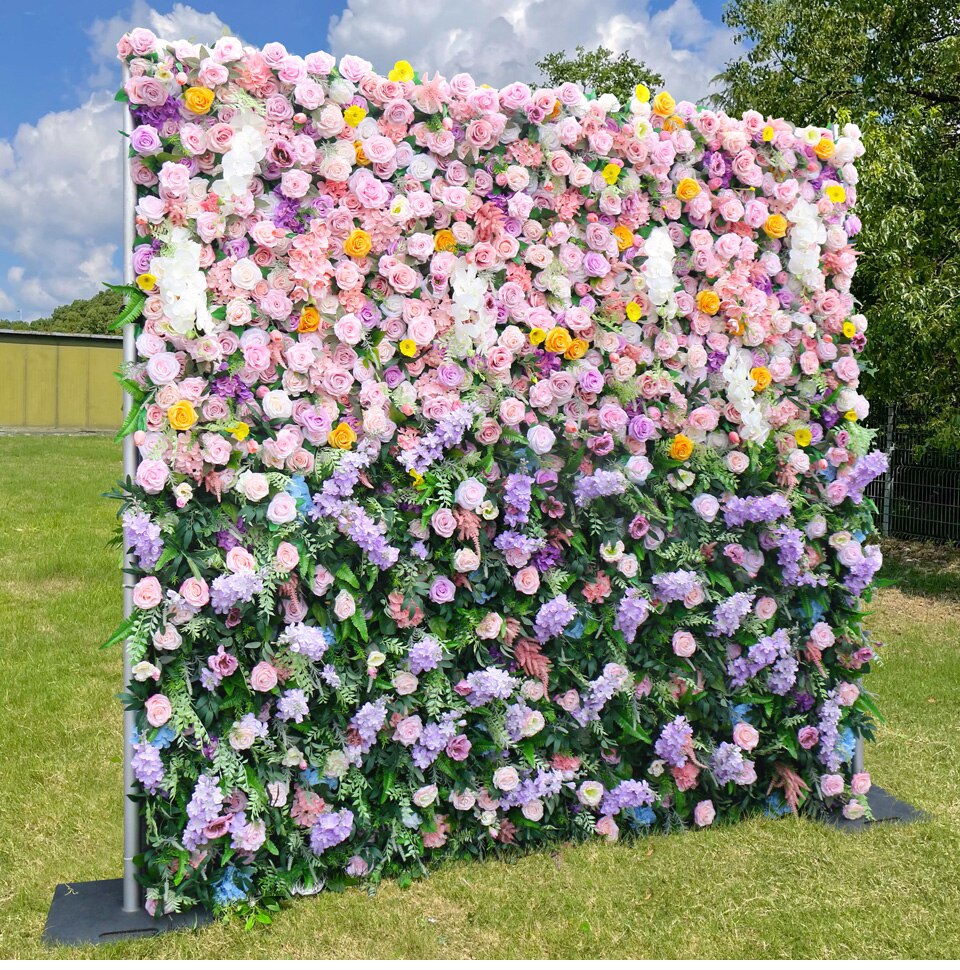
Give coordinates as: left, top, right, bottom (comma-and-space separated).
503, 473, 534, 527
654, 715, 693, 768
651, 569, 701, 603
724, 494, 792, 527
600, 779, 656, 816
711, 592, 755, 637
182, 774, 224, 851
614, 589, 650, 644
277, 689, 309, 723
309, 809, 354, 855
132, 741, 165, 794
465, 666, 517, 706
408, 635, 443, 675
533, 594, 576, 643
279, 623, 330, 662
573, 469, 628, 507
123, 510, 163, 571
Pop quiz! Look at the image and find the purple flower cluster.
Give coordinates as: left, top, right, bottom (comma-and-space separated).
600, 779, 656, 816
710, 741, 746, 784
843, 545, 883, 596
845, 450, 889, 504
571, 663, 629, 727
724, 494, 792, 527
614, 589, 650, 644
279, 622, 330, 662
817, 689, 843, 772
408, 635, 443, 675
711, 591, 755, 637
123, 510, 163, 571
464, 666, 518, 706
398, 404, 476, 473
183, 774, 225, 852
573, 469, 628, 507
533, 593, 576, 643
503, 473, 534, 527
132, 740, 165, 793
309, 809, 354, 855
350, 699, 387, 753
727, 627, 797, 695
412, 713, 461, 769
498, 768, 565, 809
210, 570, 264, 613
651, 569, 701, 603
654, 715, 693, 768
277, 689, 309, 723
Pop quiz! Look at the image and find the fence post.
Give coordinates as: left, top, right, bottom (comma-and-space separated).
882, 405, 895, 536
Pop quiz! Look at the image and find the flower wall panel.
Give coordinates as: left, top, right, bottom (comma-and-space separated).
115, 29, 886, 912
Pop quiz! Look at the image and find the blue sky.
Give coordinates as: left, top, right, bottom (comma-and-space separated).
0, 0, 735, 319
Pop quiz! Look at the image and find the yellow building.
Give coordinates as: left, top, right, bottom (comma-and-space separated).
0, 329, 122, 432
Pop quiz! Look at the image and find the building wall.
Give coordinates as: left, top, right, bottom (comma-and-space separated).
0, 330, 122, 432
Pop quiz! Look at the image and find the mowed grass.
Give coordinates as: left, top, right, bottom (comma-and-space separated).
1, 433, 958, 959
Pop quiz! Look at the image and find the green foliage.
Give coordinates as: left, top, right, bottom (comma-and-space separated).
0, 288, 124, 335
536, 46, 664, 103
713, 0, 960, 446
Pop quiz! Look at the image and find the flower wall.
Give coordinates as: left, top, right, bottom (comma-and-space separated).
114, 28, 888, 914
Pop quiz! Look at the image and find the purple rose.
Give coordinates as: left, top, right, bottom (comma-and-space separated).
429, 576, 456, 604
446, 734, 472, 761
131, 124, 163, 155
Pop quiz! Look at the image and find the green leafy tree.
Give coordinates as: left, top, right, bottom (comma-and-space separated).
537, 46, 663, 103
0, 289, 123, 335
713, 0, 960, 445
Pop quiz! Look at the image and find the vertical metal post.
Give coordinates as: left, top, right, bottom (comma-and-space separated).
882, 405, 895, 536
120, 61, 141, 915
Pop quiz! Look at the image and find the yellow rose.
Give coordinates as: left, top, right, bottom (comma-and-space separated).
136, 272, 157, 292
612, 225, 634, 251
763, 214, 788, 238
651, 91, 676, 117
388, 60, 414, 83
544, 327, 572, 354
343, 105, 367, 127
634, 83, 650, 103
229, 421, 250, 441
676, 177, 701, 202
298, 306, 320, 333
434, 229, 457, 252
399, 339, 417, 357
565, 338, 589, 360
183, 86, 215, 114
328, 422, 357, 450
842, 320, 857, 339
826, 184, 846, 204
663, 115, 686, 133
696, 290, 721, 316
625, 300, 642, 323
794, 427, 812, 448
529, 327, 547, 346
344, 228, 372, 259
601, 163, 622, 185
750, 366, 772, 392
762, 125, 775, 142
813, 137, 835, 160
669, 434, 694, 461
167, 400, 198, 431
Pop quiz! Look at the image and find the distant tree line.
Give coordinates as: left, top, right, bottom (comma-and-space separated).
0, 289, 123, 336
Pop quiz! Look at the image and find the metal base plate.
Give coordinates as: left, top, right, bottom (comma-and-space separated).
826, 785, 927, 831
44, 879, 212, 946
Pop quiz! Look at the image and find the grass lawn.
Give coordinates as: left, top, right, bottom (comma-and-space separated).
1, 433, 958, 960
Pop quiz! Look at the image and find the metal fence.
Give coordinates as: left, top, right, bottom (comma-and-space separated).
865, 404, 960, 543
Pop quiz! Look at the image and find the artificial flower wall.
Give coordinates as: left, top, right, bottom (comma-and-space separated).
113, 28, 887, 914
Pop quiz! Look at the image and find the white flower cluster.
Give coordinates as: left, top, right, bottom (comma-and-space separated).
149, 227, 213, 336
722, 348, 770, 446
214, 123, 267, 199
449, 259, 495, 357
786, 197, 826, 292
641, 226, 679, 316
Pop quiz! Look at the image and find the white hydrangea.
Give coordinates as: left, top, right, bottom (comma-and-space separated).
786, 198, 827, 291
149, 227, 213, 336
641, 226, 679, 315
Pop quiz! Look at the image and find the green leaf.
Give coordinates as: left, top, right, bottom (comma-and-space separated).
336, 564, 360, 589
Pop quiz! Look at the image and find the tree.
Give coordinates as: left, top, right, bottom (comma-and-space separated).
537, 46, 663, 104
0, 289, 124, 336
713, 0, 960, 445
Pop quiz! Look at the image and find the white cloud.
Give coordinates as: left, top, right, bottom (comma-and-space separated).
0, 288, 14, 315
327, 0, 736, 102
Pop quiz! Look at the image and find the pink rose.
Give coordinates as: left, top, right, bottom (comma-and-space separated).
798, 726, 820, 749
837, 682, 860, 706
226, 547, 257, 573
693, 799, 716, 827
732, 722, 760, 751
851, 772, 871, 795
809, 622, 836, 649
514, 566, 540, 596
393, 715, 423, 746
475, 612, 502, 640
276, 541, 300, 572
393, 671, 419, 695
430, 508, 457, 538
755, 596, 778, 620
493, 766, 520, 791
413, 784, 438, 808
136, 459, 169, 495
672, 630, 697, 658
334, 590, 356, 620
250, 661, 279, 692
145, 693, 172, 727
179, 576, 210, 609
267, 493, 298, 524
133, 576, 163, 609
820, 774, 845, 798
595, 815, 620, 842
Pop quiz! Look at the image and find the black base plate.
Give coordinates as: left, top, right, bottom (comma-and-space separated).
826, 785, 927, 831
44, 878, 212, 946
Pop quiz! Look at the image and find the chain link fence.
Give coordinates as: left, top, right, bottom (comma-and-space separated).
864, 404, 960, 543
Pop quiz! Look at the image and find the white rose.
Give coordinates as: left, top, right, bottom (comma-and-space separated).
230, 257, 261, 290
262, 390, 293, 420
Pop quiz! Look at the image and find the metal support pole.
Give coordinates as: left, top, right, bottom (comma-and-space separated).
120, 61, 141, 915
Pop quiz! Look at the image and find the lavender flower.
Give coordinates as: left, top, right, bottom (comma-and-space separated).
465, 667, 517, 706
655, 716, 693, 768
309, 809, 354, 855
123, 510, 163, 571
533, 594, 577, 643
573, 469, 628, 507
408, 636, 443, 675
614, 589, 650, 644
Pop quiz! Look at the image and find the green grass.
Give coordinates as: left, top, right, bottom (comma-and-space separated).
1, 434, 959, 959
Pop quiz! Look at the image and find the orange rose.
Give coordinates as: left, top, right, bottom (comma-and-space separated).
344, 228, 372, 259
669, 434, 694, 461
544, 327, 572, 355
183, 87, 215, 115
676, 178, 701, 202
750, 366, 772, 392
167, 400, 198, 431
328, 422, 357, 450
298, 306, 320, 332
434, 229, 457, 252
612, 225, 634, 251
696, 290, 720, 316
813, 137, 835, 160
353, 140, 370, 166
763, 214, 788, 238
651, 91, 676, 117
565, 338, 589, 360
